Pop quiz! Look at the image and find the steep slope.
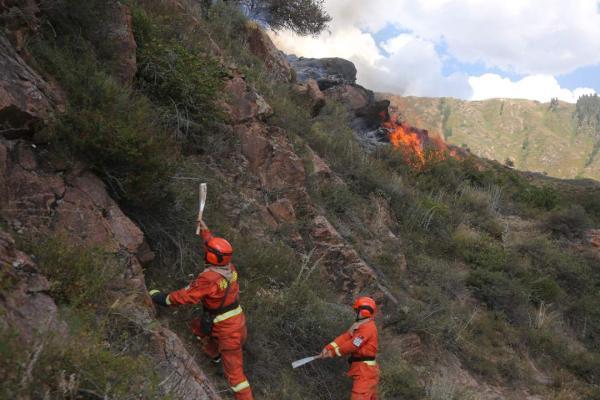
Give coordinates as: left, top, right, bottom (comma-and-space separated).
380, 94, 600, 180
2, 1, 600, 400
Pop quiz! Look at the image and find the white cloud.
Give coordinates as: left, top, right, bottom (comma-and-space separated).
270, 30, 472, 98
469, 74, 596, 103
269, 0, 600, 102
321, 0, 600, 75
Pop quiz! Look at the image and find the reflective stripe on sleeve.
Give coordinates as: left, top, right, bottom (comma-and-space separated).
165, 295, 172, 305
213, 305, 243, 323
330, 341, 341, 357
231, 380, 250, 393
363, 360, 377, 366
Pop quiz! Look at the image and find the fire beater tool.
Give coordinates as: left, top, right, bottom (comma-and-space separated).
195, 183, 207, 235
291, 355, 322, 369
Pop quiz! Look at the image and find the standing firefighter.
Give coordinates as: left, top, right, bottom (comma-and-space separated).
320, 296, 380, 400
149, 219, 254, 400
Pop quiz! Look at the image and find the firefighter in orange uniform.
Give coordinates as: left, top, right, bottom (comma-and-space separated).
320, 296, 380, 400
149, 219, 254, 400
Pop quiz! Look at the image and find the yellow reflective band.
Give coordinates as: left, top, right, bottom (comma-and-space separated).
231, 380, 250, 393
149, 289, 160, 296
363, 360, 377, 366
330, 342, 342, 357
165, 295, 172, 306
213, 305, 243, 323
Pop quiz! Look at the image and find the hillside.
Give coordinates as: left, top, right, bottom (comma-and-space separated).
1, 1, 600, 400
379, 94, 600, 180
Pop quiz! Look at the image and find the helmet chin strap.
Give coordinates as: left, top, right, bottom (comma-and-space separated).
355, 310, 368, 321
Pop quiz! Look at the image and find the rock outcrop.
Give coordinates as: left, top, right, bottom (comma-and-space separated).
0, 137, 221, 399
89, 0, 137, 85
0, 229, 65, 343
245, 22, 295, 83
287, 54, 396, 149
0, 34, 64, 138
223, 74, 273, 123
288, 55, 357, 89
294, 78, 326, 116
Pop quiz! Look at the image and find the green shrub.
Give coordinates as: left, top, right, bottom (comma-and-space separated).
0, 313, 163, 400
525, 328, 600, 384
32, 35, 174, 209
527, 276, 563, 304
543, 204, 591, 239
453, 231, 507, 271
513, 184, 560, 211
379, 357, 426, 400
244, 281, 353, 399
466, 269, 529, 323
320, 184, 361, 217
18, 236, 120, 307
568, 294, 600, 352
132, 6, 224, 149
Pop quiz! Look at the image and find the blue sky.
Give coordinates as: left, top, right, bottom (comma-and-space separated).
271, 0, 600, 102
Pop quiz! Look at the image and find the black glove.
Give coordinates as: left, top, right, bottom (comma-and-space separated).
149, 289, 169, 306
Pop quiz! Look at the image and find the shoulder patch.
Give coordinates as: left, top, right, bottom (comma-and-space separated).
231, 270, 238, 282
352, 336, 365, 347
217, 278, 229, 290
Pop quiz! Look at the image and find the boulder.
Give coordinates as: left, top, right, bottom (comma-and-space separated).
237, 122, 306, 194
299, 79, 325, 117
0, 34, 64, 138
294, 79, 325, 116
268, 198, 296, 223
0, 139, 151, 261
309, 215, 378, 301
223, 75, 273, 123
245, 21, 295, 83
289, 56, 357, 90
323, 84, 372, 111
0, 229, 66, 343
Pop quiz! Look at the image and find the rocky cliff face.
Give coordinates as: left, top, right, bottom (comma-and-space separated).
0, 4, 221, 398
0, 137, 221, 399
0, 2, 397, 397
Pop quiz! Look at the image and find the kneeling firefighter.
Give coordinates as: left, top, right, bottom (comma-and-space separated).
149, 219, 254, 400
320, 296, 380, 400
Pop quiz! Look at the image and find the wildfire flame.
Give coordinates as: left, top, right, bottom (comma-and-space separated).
381, 111, 452, 168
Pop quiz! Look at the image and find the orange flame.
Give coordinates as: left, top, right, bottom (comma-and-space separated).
381, 112, 451, 168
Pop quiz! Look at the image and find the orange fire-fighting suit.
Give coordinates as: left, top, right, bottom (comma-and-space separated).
164, 229, 253, 400
324, 318, 380, 400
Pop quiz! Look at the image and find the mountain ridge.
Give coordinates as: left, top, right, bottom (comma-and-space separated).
377, 93, 600, 181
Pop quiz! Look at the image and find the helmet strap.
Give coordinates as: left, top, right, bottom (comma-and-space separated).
355, 310, 367, 321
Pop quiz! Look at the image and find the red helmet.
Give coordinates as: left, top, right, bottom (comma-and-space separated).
204, 237, 233, 266
353, 296, 377, 318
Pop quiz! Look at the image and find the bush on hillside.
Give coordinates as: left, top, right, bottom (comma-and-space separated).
229, 0, 331, 35
132, 6, 225, 149
0, 314, 163, 399
31, 4, 175, 209
18, 236, 121, 307
542, 204, 591, 239
513, 184, 560, 211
